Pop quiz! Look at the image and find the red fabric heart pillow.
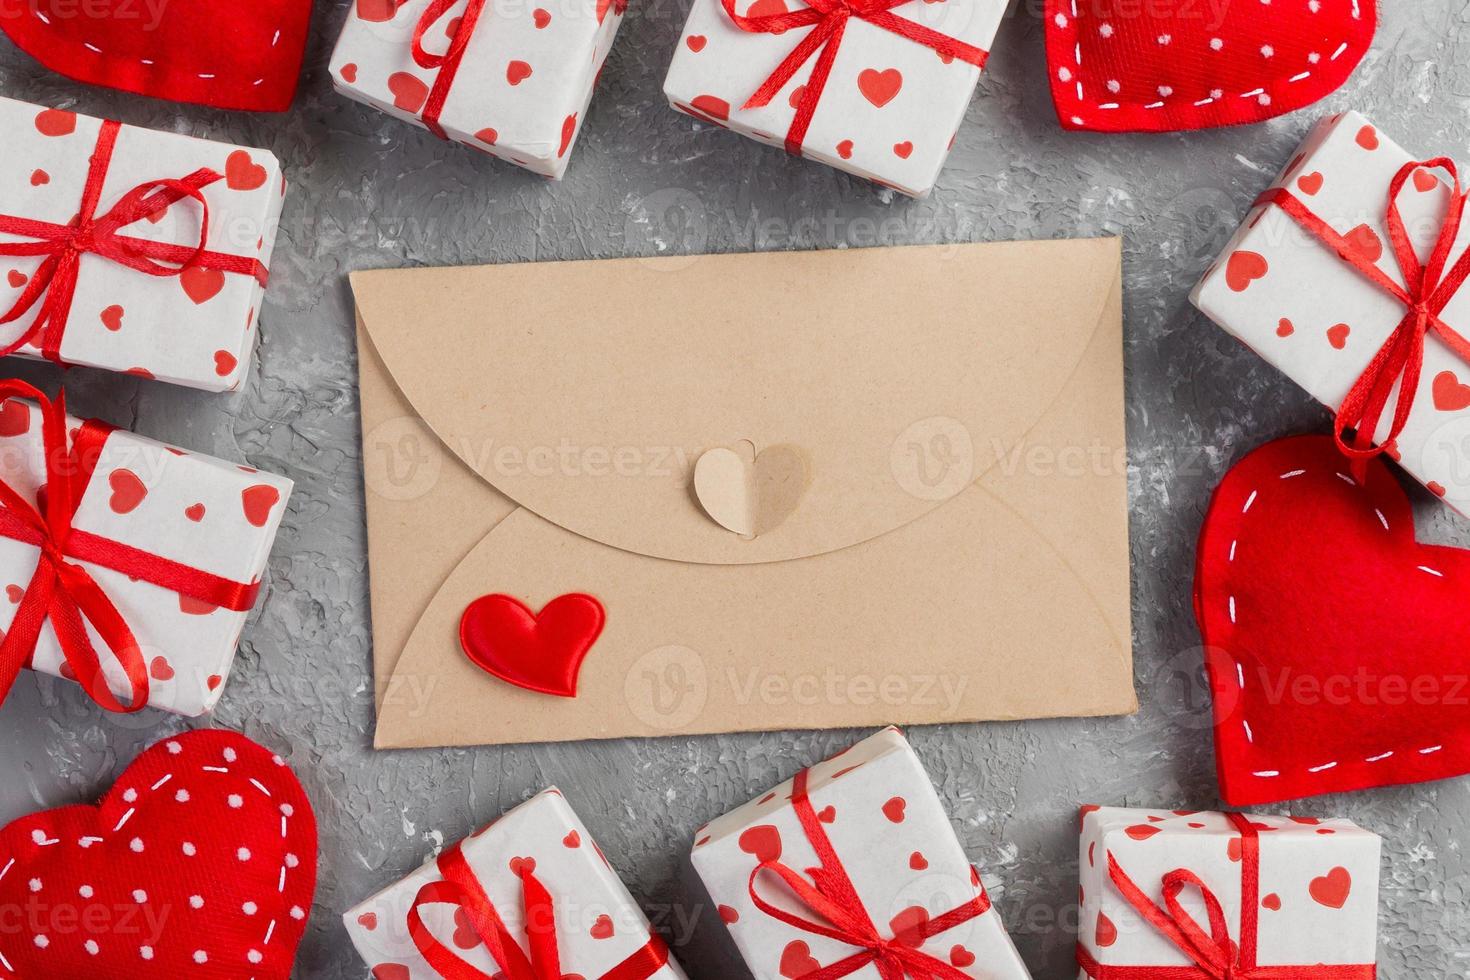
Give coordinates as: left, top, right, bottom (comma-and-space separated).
0, 0, 312, 111
0, 729, 317, 978
1045, 0, 1377, 132
1196, 435, 1470, 805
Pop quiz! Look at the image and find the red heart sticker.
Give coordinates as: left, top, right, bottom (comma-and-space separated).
1196, 435, 1470, 804
0, 730, 316, 979
0, 0, 311, 111
458, 593, 606, 698
1045, 0, 1376, 132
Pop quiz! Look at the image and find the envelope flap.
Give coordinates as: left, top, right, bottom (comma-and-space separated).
351, 239, 1121, 564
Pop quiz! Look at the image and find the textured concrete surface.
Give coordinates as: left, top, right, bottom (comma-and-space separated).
2, 2, 1469, 977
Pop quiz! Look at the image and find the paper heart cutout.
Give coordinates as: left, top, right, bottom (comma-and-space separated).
692, 442, 809, 538
0, 0, 310, 111
0, 730, 316, 978
1045, 0, 1376, 132
1196, 435, 1470, 804
458, 593, 606, 697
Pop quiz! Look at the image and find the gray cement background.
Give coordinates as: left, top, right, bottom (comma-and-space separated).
2, 2, 1468, 977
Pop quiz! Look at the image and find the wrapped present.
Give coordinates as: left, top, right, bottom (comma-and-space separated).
329, 0, 625, 178
1077, 807, 1380, 978
662, 0, 1007, 198
1192, 111, 1470, 513
0, 382, 292, 717
691, 727, 1030, 980
343, 787, 688, 980
0, 97, 284, 393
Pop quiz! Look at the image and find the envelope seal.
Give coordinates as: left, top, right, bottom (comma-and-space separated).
692, 441, 810, 538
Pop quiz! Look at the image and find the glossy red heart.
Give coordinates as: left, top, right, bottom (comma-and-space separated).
1046, 0, 1376, 132
0, 0, 310, 111
1196, 435, 1470, 804
458, 593, 606, 698
0, 730, 316, 978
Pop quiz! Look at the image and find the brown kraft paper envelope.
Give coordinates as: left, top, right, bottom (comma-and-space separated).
354, 239, 1136, 749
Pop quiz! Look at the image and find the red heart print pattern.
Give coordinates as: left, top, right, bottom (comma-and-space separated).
908, 851, 927, 870
780, 940, 820, 978
0, 400, 30, 437
100, 304, 124, 331
882, 797, 906, 823
7, 270, 28, 288
559, 114, 578, 158
1276, 318, 1294, 338
1327, 323, 1351, 350
108, 469, 148, 514
241, 484, 281, 528
950, 944, 975, 967
590, 914, 614, 939
215, 350, 240, 377
180, 266, 226, 305
1262, 893, 1282, 911
888, 905, 930, 945
893, 141, 913, 159
1296, 172, 1324, 195
340, 63, 358, 83
563, 830, 581, 848
185, 503, 206, 522
355, 0, 409, 21
149, 655, 174, 680
388, 72, 430, 112
688, 95, 730, 123
857, 68, 902, 107
1125, 824, 1161, 841
738, 824, 782, 864
815, 805, 835, 823
373, 965, 411, 980
1309, 867, 1352, 909
508, 855, 536, 876
33, 108, 76, 136
836, 139, 854, 159
1414, 169, 1440, 193
357, 912, 378, 930
1095, 911, 1118, 946
507, 60, 533, 85
1433, 371, 1470, 412
718, 904, 739, 924
225, 150, 269, 192
30, 169, 49, 186
533, 7, 552, 27
0, 730, 316, 980
180, 594, 218, 615
1225, 251, 1268, 292
452, 907, 481, 949
1344, 224, 1383, 264
1356, 125, 1379, 150
686, 34, 705, 51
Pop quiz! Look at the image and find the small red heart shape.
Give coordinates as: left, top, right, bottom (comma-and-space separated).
1433, 370, 1470, 412
33, 108, 76, 136
738, 824, 782, 864
30, 168, 49, 186
475, 128, 499, 145
357, 912, 379, 930
563, 830, 581, 848
1327, 323, 1351, 350
340, 63, 359, 83
1125, 824, 1161, 841
1357, 125, 1379, 151
149, 655, 175, 680
1309, 866, 1352, 909
507, 60, 534, 85
108, 469, 148, 514
388, 71, 430, 112
7, 270, 27, 288
686, 33, 705, 51
718, 904, 739, 924
949, 944, 975, 968
0, 399, 31, 437
533, 7, 552, 27
893, 140, 913, 159
1225, 250, 1269, 292
0, 730, 316, 979
1296, 172, 1324, 195
225, 150, 269, 192
882, 797, 906, 823
509, 856, 536, 876
888, 906, 930, 947
1344, 223, 1383, 263
185, 503, 206, 522
857, 67, 903, 107
459, 593, 606, 698
100, 304, 124, 331
590, 914, 614, 939
180, 266, 226, 305
780, 940, 820, 978
242, 484, 282, 527
452, 907, 481, 949
1262, 893, 1282, 911
214, 349, 240, 377
1414, 169, 1440, 193
6, 585, 22, 603
836, 139, 854, 159
1276, 318, 1294, 338
908, 850, 928, 870
1095, 911, 1118, 947
688, 95, 730, 123
1198, 436, 1470, 804
816, 805, 835, 823
180, 594, 219, 616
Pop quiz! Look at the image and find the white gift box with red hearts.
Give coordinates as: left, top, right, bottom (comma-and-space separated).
329, 0, 625, 178
344, 787, 690, 980
691, 727, 1031, 980
0, 399, 292, 717
1076, 807, 1380, 978
0, 97, 285, 394
1192, 111, 1470, 515
662, 0, 1007, 198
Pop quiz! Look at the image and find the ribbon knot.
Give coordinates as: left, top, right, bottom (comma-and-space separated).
1257, 156, 1470, 479
410, 0, 492, 140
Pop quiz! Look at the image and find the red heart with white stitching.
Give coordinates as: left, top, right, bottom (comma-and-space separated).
0, 729, 317, 978
1045, 0, 1377, 132
1196, 435, 1470, 805
0, 0, 311, 111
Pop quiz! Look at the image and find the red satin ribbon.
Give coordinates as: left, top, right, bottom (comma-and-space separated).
1076, 813, 1375, 980
407, 841, 672, 980
746, 768, 991, 980
1256, 158, 1470, 476
0, 381, 264, 714
411, 0, 492, 139
0, 119, 270, 364
720, 0, 988, 156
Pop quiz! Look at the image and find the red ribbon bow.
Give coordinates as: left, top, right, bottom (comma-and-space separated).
1257, 158, 1470, 476
0, 118, 269, 364
720, 0, 988, 157
411, 0, 493, 140
746, 768, 991, 980
0, 381, 264, 713
1077, 812, 1375, 980
407, 841, 672, 980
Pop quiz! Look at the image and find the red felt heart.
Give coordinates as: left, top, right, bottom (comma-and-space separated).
1045, 0, 1377, 132
458, 593, 606, 697
0, 0, 310, 111
1196, 435, 1470, 804
0, 729, 316, 978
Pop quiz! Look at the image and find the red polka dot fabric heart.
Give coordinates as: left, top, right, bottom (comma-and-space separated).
0, 0, 311, 111
0, 729, 317, 979
1046, 0, 1377, 132
1196, 435, 1470, 805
